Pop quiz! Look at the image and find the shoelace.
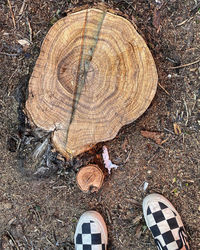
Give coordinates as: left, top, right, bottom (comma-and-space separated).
155, 227, 190, 250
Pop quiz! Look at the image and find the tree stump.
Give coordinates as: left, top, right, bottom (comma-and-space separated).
76, 165, 104, 193
25, 8, 158, 158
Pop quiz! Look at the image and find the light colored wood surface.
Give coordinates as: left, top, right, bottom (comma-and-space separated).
25, 8, 158, 158
76, 165, 104, 193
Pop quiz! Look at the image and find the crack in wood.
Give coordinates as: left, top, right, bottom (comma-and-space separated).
65, 10, 107, 155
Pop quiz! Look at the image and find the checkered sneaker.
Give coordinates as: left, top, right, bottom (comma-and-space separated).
75, 211, 108, 250
143, 194, 190, 250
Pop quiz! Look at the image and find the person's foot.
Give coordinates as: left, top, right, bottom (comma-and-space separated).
74, 211, 108, 250
143, 193, 190, 250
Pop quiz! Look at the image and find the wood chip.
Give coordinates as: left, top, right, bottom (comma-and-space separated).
173, 123, 181, 135
17, 39, 30, 47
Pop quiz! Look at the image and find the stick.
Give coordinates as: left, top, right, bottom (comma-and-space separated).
183, 99, 189, 126
19, 0, 26, 15
27, 17, 32, 43
6, 231, 20, 250
158, 82, 177, 103
158, 82, 170, 96
169, 58, 200, 69
176, 17, 193, 27
7, 0, 16, 28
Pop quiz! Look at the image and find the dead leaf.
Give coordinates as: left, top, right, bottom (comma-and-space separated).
141, 130, 164, 144
173, 123, 181, 135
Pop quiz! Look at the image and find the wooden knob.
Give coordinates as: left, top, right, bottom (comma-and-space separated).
25, 8, 158, 158
76, 164, 104, 193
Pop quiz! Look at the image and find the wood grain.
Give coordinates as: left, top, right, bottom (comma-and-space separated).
25, 8, 158, 158
76, 164, 104, 193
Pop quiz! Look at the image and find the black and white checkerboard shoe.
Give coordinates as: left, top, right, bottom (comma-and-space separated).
143, 193, 190, 250
74, 211, 108, 250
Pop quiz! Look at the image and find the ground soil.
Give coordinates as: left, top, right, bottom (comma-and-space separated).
0, 0, 200, 249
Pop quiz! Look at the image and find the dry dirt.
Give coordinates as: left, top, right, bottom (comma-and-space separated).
0, 0, 200, 249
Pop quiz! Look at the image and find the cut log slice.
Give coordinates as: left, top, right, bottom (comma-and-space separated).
76, 165, 104, 193
25, 8, 158, 158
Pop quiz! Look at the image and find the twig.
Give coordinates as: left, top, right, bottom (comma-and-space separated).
24, 235, 34, 249
46, 237, 55, 247
6, 231, 20, 250
8, 67, 18, 82
183, 99, 189, 126
27, 17, 33, 43
169, 58, 200, 69
176, 17, 193, 27
161, 137, 169, 145
123, 0, 135, 9
158, 82, 170, 95
192, 93, 197, 110
164, 128, 174, 134
52, 185, 67, 189
190, 2, 200, 16
158, 82, 177, 103
0, 52, 18, 56
19, 0, 26, 15
131, 173, 140, 181
7, 0, 16, 28
124, 149, 132, 163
